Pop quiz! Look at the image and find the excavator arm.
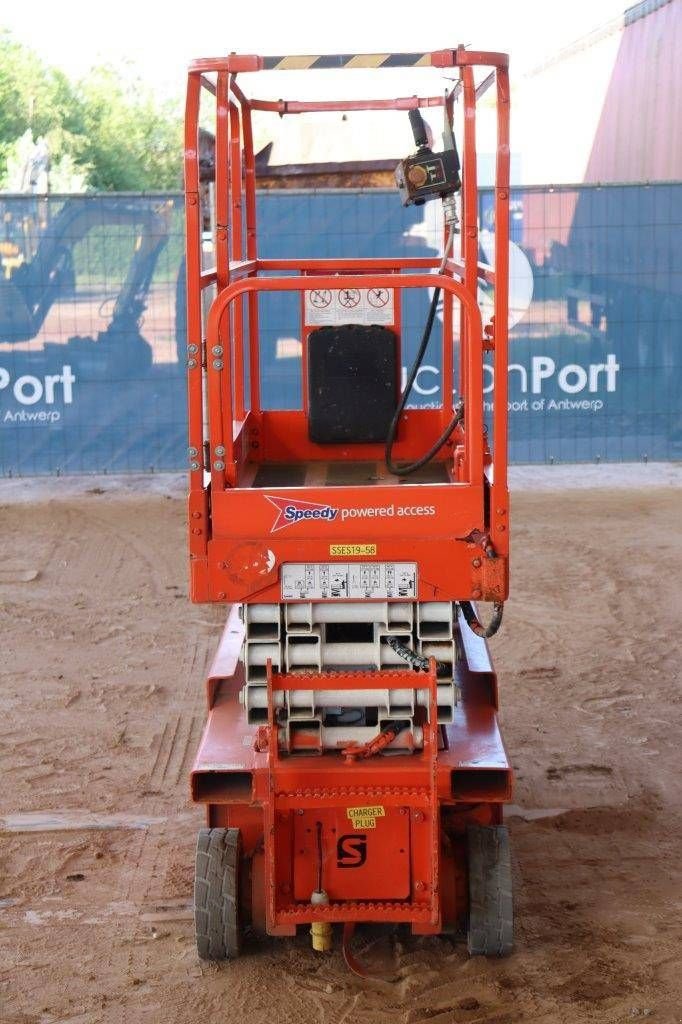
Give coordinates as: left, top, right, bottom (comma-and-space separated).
0, 198, 172, 344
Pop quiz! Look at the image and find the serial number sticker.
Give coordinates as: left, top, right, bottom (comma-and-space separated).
329, 544, 377, 557
346, 806, 385, 830
281, 563, 417, 600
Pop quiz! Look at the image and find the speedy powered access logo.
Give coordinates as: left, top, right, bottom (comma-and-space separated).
265, 495, 438, 532
265, 495, 339, 532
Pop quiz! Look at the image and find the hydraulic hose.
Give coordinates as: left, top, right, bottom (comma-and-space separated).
385, 224, 463, 476
459, 600, 504, 638
385, 635, 450, 676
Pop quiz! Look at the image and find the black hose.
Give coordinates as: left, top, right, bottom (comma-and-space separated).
459, 600, 504, 638
385, 226, 463, 476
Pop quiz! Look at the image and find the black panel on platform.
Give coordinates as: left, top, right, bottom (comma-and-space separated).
307, 324, 398, 444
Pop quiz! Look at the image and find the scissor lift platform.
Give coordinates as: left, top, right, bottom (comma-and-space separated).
183, 45, 514, 964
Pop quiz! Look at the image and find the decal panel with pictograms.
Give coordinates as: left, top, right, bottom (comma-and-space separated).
281, 562, 417, 600
305, 286, 394, 326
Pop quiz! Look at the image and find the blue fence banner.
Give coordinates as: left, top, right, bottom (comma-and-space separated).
0, 185, 680, 475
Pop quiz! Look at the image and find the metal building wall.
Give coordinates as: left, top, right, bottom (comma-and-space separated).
584, 0, 682, 182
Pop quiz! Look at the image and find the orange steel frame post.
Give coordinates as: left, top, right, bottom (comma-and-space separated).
185, 48, 512, 941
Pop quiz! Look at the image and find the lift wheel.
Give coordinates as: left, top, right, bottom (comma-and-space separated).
194, 827, 242, 960
467, 824, 514, 957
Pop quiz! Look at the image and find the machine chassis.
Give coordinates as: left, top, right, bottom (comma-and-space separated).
183, 45, 514, 957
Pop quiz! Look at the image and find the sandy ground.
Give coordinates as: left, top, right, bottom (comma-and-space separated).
1, 479, 681, 1024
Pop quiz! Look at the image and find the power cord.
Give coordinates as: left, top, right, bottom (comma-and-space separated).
459, 600, 504, 638
385, 223, 463, 476
385, 635, 450, 676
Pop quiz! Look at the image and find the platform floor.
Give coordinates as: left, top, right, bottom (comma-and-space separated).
249, 460, 450, 489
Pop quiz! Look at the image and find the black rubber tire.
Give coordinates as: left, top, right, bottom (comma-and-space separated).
194, 827, 242, 960
466, 824, 514, 957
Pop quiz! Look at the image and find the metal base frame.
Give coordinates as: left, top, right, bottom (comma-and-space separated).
191, 607, 512, 938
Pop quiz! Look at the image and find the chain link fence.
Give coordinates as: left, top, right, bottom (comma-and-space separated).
0, 184, 680, 475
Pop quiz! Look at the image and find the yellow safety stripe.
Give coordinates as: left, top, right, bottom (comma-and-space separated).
261, 53, 433, 71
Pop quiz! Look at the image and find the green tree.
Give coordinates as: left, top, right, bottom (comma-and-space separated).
74, 66, 182, 190
0, 31, 182, 191
0, 30, 81, 179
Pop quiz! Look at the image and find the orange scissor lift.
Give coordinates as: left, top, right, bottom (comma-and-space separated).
184, 47, 513, 967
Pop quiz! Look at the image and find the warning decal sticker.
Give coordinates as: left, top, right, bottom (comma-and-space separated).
305, 287, 394, 326
281, 562, 417, 600
347, 805, 385, 830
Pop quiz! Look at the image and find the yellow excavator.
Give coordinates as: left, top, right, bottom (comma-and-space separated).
0, 197, 174, 375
